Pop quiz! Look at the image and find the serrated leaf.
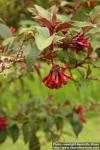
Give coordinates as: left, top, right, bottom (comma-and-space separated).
0, 23, 12, 39
22, 123, 30, 144
34, 5, 51, 20
35, 27, 54, 50
0, 130, 7, 144
10, 124, 19, 143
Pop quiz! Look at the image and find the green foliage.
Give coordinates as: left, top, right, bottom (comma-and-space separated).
22, 123, 30, 144
34, 27, 54, 50
23, 42, 40, 69
70, 112, 83, 137
0, 0, 100, 150
0, 23, 12, 39
9, 124, 20, 143
29, 133, 40, 150
34, 4, 51, 20
0, 130, 7, 144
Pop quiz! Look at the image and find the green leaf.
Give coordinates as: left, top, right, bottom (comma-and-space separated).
3, 37, 15, 47
79, 78, 90, 89
0, 130, 7, 144
55, 116, 63, 131
23, 42, 40, 69
57, 14, 72, 22
22, 123, 30, 144
34, 5, 51, 20
71, 21, 94, 28
35, 27, 54, 50
89, 5, 100, 18
10, 124, 19, 143
54, 35, 64, 43
61, 1, 75, 7
89, 6, 100, 25
96, 48, 100, 58
86, 65, 92, 78
0, 23, 12, 39
29, 134, 40, 150
87, 28, 100, 35
70, 113, 83, 137
91, 40, 100, 50
0, 18, 5, 24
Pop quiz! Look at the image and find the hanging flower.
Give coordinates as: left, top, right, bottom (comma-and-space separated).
75, 105, 87, 123
0, 116, 8, 130
42, 64, 71, 89
69, 33, 92, 53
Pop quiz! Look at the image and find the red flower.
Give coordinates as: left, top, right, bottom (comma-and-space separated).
79, 115, 87, 123
10, 26, 16, 36
42, 64, 71, 89
60, 33, 92, 53
75, 105, 87, 123
70, 33, 92, 52
75, 105, 84, 114
0, 116, 8, 130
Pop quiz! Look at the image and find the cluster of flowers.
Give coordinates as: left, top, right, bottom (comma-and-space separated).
42, 64, 71, 89
60, 33, 92, 53
42, 33, 92, 89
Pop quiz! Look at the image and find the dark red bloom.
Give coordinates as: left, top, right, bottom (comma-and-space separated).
60, 33, 92, 53
0, 116, 8, 130
69, 33, 92, 52
75, 105, 84, 114
42, 64, 71, 89
75, 105, 87, 123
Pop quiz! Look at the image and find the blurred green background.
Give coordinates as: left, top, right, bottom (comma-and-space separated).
0, 0, 100, 150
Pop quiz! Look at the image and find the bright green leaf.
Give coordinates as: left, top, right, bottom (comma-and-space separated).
35, 27, 55, 50
34, 5, 51, 20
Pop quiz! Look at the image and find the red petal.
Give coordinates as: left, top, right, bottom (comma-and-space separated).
80, 114, 87, 123
59, 71, 68, 85
75, 105, 84, 114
